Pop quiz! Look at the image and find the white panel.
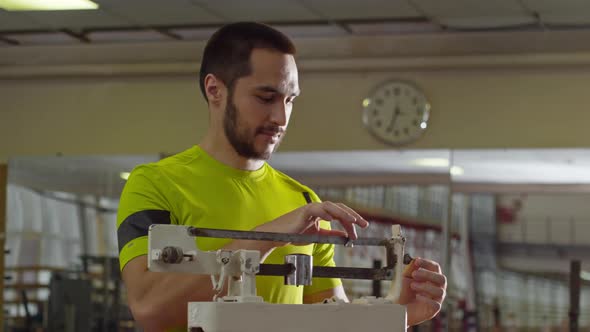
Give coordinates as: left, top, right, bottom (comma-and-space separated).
272, 149, 590, 184
300, 0, 421, 20
87, 29, 172, 42
22, 9, 133, 30
414, 0, 535, 28
174, 24, 350, 40
349, 21, 441, 35
173, 24, 349, 41
0, 10, 50, 31
170, 27, 217, 40
453, 149, 590, 184
270, 150, 451, 174
95, 0, 223, 26
3, 32, 80, 45
192, 0, 321, 22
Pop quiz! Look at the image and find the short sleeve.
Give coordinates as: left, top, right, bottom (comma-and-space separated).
117, 165, 174, 271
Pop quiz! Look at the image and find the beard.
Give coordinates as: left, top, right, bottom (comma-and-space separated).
223, 94, 285, 161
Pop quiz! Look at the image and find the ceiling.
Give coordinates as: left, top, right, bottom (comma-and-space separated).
2, 0, 590, 46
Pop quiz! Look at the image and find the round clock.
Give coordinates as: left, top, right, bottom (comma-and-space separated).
362, 80, 431, 146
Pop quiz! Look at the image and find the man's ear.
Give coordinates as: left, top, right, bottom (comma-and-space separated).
204, 74, 226, 107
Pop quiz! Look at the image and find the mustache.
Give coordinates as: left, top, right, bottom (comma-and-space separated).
256, 126, 285, 136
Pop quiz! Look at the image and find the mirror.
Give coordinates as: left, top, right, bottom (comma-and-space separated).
450, 149, 590, 330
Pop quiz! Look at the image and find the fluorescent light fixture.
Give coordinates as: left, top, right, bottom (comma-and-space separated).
581, 270, 590, 281
412, 158, 449, 168
120, 172, 130, 181
451, 166, 464, 176
0, 0, 98, 11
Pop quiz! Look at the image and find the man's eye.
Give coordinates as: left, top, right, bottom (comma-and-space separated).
257, 96, 274, 103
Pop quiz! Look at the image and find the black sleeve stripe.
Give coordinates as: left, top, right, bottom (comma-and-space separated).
302, 191, 312, 204
117, 210, 171, 252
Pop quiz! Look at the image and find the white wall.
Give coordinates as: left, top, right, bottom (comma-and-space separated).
3, 66, 590, 163
3, 30, 590, 162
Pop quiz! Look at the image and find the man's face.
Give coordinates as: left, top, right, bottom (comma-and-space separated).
223, 48, 299, 160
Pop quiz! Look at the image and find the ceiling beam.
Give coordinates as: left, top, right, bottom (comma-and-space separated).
4, 51, 590, 79
452, 183, 590, 194
290, 172, 451, 186
0, 36, 19, 45
3, 28, 590, 67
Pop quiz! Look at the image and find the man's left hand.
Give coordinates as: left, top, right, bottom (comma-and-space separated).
396, 258, 447, 326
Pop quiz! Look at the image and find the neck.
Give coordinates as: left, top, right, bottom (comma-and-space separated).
200, 130, 265, 171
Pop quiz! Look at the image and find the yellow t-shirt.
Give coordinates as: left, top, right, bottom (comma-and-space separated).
117, 145, 341, 328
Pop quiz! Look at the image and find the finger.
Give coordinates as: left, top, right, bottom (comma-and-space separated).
303, 204, 357, 239
301, 218, 320, 233
323, 201, 357, 223
321, 202, 359, 240
317, 228, 348, 237
415, 258, 442, 274
305, 203, 338, 224
411, 282, 445, 301
411, 268, 447, 288
403, 259, 419, 277
336, 203, 369, 228
296, 228, 348, 246
338, 219, 357, 240
415, 294, 442, 316
307, 218, 351, 238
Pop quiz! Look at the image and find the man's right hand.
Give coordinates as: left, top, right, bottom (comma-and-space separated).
254, 201, 369, 245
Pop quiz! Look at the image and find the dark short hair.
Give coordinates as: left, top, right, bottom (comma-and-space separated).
199, 22, 296, 101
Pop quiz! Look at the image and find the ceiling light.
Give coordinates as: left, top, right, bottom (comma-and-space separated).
0, 0, 98, 11
412, 158, 449, 168
581, 270, 590, 281
451, 166, 464, 176
362, 98, 371, 108
120, 172, 130, 181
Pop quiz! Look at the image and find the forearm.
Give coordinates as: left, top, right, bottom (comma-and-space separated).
126, 239, 278, 330
131, 271, 216, 330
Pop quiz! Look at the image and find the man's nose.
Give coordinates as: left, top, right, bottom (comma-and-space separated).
270, 102, 288, 127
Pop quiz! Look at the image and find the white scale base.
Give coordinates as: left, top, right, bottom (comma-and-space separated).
188, 302, 407, 332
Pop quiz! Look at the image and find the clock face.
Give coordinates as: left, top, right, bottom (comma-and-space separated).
362, 81, 430, 146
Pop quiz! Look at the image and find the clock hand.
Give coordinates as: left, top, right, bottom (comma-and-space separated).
386, 105, 401, 131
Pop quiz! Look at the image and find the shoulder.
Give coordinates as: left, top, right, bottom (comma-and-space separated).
128, 146, 201, 182
119, 147, 199, 216
152, 145, 201, 174
267, 166, 321, 202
